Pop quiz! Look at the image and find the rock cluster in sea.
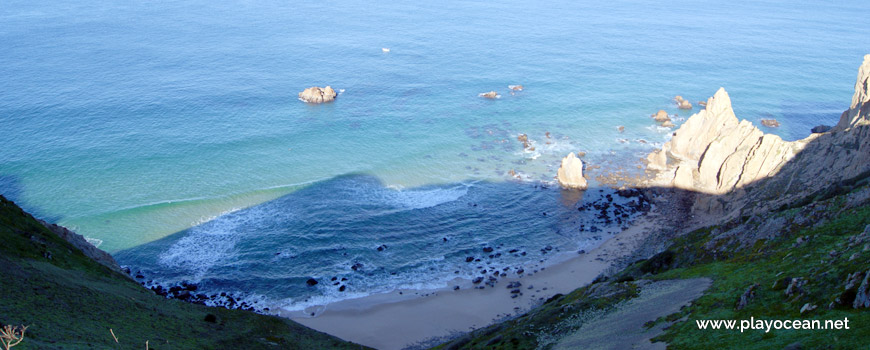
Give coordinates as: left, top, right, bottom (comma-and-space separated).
298, 86, 337, 103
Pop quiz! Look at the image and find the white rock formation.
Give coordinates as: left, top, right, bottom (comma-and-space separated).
646, 55, 870, 216
557, 153, 587, 189
646, 87, 810, 195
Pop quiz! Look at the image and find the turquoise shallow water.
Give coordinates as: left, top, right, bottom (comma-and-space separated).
2, 0, 870, 310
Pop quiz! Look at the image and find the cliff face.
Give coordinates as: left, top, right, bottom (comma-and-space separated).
647, 55, 870, 217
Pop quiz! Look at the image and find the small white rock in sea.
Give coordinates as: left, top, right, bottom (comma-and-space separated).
382, 48, 390, 53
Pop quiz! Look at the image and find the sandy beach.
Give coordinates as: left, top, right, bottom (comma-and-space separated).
282, 210, 662, 349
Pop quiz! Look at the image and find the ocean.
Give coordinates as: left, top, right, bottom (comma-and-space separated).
2, 0, 868, 311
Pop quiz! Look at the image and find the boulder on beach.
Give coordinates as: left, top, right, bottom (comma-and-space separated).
557, 152, 587, 189
480, 91, 499, 99
653, 110, 670, 122
761, 119, 781, 127
298, 86, 337, 103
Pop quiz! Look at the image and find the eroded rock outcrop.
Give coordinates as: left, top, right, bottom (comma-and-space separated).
39, 219, 124, 274
299, 86, 337, 103
646, 87, 810, 195
646, 55, 870, 217
557, 152, 587, 189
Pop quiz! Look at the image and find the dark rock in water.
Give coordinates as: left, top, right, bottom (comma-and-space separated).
177, 291, 191, 301
483, 247, 494, 253
377, 245, 387, 251
466, 256, 475, 262
507, 281, 522, 289
509, 249, 519, 253
135, 274, 144, 279
511, 294, 519, 299
204, 314, 217, 323
341, 277, 348, 281
472, 277, 484, 284
351, 263, 363, 271
516, 269, 524, 274
454, 286, 460, 290
339, 285, 346, 292
443, 237, 448, 242
811, 125, 832, 133
306, 278, 318, 286
510, 289, 521, 294
331, 277, 337, 281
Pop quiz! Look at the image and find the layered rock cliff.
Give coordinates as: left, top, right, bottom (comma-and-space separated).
647, 55, 870, 217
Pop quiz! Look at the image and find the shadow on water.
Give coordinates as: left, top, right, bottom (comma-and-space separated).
0, 174, 62, 223
114, 173, 650, 311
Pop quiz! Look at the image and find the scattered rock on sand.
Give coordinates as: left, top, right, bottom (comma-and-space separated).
761, 119, 780, 127
298, 86, 337, 103
480, 91, 499, 99
557, 152, 587, 189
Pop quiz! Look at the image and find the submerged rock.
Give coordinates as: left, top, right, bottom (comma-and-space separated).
761, 119, 780, 127
298, 86, 337, 103
480, 91, 499, 99
557, 152, 587, 189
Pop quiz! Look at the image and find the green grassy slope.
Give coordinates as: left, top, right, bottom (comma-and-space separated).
435, 187, 870, 349
0, 195, 370, 350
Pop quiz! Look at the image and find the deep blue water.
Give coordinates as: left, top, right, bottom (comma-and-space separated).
2, 0, 869, 310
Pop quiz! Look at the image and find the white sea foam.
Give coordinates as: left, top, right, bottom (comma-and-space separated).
84, 237, 103, 248
384, 185, 469, 210
158, 206, 271, 280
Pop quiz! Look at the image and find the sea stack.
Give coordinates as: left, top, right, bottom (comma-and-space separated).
557, 153, 587, 189
298, 86, 337, 103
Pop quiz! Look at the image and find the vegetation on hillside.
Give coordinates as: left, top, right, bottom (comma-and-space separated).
435, 185, 870, 349
0, 195, 369, 350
